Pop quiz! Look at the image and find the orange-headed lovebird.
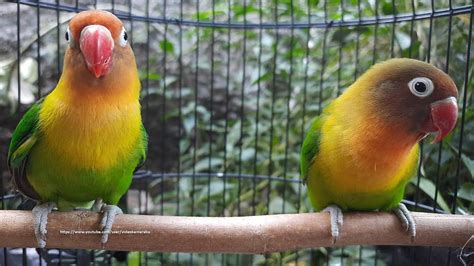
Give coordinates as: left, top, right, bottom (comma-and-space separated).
7, 10, 147, 248
301, 58, 458, 241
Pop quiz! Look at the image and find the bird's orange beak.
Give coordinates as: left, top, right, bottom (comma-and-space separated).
422, 97, 458, 143
80, 25, 114, 78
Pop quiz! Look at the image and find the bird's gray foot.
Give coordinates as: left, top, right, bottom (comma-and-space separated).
393, 203, 416, 241
100, 204, 123, 245
322, 204, 343, 243
32, 202, 57, 248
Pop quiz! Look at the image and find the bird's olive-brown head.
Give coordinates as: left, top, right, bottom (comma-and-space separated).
363, 58, 458, 143
65, 10, 132, 79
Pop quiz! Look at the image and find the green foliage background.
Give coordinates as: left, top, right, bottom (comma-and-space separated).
0, 0, 473, 265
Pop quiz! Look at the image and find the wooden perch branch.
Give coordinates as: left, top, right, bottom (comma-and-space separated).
0, 211, 472, 253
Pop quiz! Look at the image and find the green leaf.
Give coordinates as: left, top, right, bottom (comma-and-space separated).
122, 251, 140, 266
160, 39, 174, 54
461, 154, 474, 179
448, 145, 474, 179
147, 73, 161, 81
139, 71, 161, 81
195, 10, 225, 20
252, 72, 272, 85
196, 11, 211, 21
457, 183, 474, 201
382, 2, 396, 15
232, 4, 259, 18
411, 177, 451, 212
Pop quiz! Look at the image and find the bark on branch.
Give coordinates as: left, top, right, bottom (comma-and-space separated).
0, 211, 472, 253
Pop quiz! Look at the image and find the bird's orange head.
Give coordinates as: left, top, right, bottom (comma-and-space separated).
360, 58, 458, 144
64, 10, 135, 80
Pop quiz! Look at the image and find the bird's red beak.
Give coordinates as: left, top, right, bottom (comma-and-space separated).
80, 25, 114, 78
422, 97, 458, 143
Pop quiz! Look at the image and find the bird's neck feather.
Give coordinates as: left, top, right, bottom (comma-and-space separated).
53, 55, 141, 106
330, 84, 419, 172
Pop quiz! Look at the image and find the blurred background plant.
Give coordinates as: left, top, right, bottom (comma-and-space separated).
0, 0, 473, 265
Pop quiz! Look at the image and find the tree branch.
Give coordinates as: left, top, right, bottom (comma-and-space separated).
0, 211, 472, 253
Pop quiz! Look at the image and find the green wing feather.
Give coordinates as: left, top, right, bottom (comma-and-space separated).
134, 123, 148, 171
7, 99, 44, 200
300, 117, 323, 183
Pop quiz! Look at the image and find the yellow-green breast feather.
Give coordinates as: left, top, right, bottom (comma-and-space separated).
9, 77, 147, 210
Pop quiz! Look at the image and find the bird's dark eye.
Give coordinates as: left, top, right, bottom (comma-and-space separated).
408, 77, 434, 98
65, 27, 71, 43
414, 82, 426, 93
119, 27, 128, 47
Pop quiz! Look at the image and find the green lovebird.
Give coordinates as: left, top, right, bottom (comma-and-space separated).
301, 58, 458, 241
7, 10, 148, 248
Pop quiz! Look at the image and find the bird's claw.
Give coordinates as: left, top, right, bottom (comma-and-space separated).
32, 202, 57, 248
394, 203, 416, 241
322, 204, 343, 244
100, 204, 123, 245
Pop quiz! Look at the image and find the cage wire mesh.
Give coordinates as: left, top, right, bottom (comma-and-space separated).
0, 0, 473, 265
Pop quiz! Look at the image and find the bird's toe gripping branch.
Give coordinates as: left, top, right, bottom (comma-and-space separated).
32, 202, 57, 248
322, 204, 344, 244
393, 203, 416, 241
100, 204, 123, 245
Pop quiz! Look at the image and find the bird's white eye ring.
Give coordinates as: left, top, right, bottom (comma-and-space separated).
119, 27, 128, 47
408, 77, 434, 98
65, 27, 71, 43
